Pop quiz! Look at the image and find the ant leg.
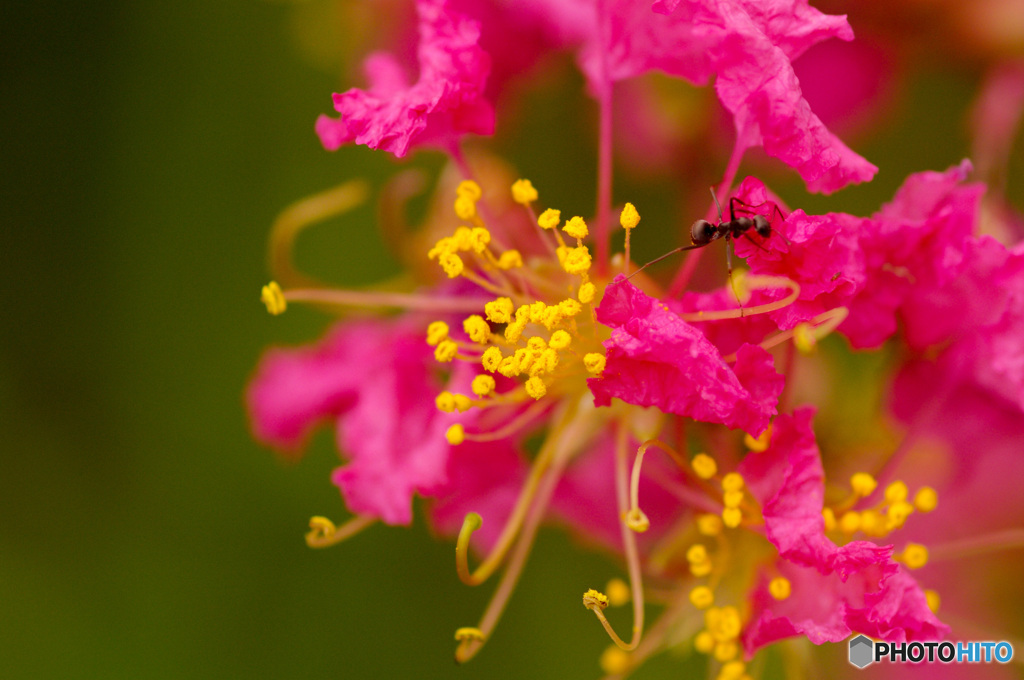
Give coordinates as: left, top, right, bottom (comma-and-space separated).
618, 243, 706, 283
725, 237, 747, 317
741, 232, 770, 252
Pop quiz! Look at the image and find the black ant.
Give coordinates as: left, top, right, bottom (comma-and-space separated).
625, 189, 786, 282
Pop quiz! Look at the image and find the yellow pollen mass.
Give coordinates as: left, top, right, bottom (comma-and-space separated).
690, 561, 713, 577
456, 180, 482, 201
860, 510, 886, 536
471, 374, 496, 397
563, 215, 589, 239
469, 226, 491, 253
886, 500, 914, 528
463, 315, 491, 344
484, 297, 514, 324
722, 472, 745, 492
538, 208, 561, 230
497, 250, 523, 269
914, 486, 938, 512
549, 330, 571, 349
558, 298, 582, 317
583, 353, 606, 375
446, 424, 465, 445
582, 588, 610, 611
434, 340, 458, 363
599, 646, 632, 675
839, 511, 861, 534
528, 301, 547, 324
925, 589, 941, 613
686, 544, 709, 564
690, 586, 715, 609
698, 513, 723, 536
435, 391, 456, 413
504, 318, 526, 343
902, 543, 929, 569
527, 336, 547, 352
822, 507, 837, 531
497, 356, 521, 378
481, 347, 503, 373
261, 281, 287, 315
578, 281, 596, 304
793, 322, 816, 354
562, 245, 592, 274
744, 426, 772, 452
453, 394, 472, 412
511, 178, 538, 205
454, 194, 477, 220
605, 578, 631, 606
851, 472, 878, 497
453, 226, 474, 250
625, 507, 650, 533
620, 202, 640, 230
885, 480, 909, 504
713, 606, 742, 640
540, 307, 564, 330
769, 577, 792, 600
714, 641, 739, 663
439, 252, 464, 278
525, 376, 547, 399
692, 453, 717, 479
426, 320, 449, 346
454, 626, 485, 642
722, 507, 742, 528
694, 631, 716, 654
723, 489, 744, 509
719, 660, 746, 680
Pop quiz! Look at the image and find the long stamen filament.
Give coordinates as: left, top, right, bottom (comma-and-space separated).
281, 288, 489, 313
928, 528, 1024, 561
305, 514, 376, 548
678, 276, 800, 323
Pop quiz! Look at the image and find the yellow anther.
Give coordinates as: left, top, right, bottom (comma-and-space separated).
839, 511, 861, 534
481, 347, 503, 373
692, 453, 718, 479
471, 375, 496, 397
886, 500, 914, 529
528, 301, 547, 324
484, 297, 514, 324
540, 306, 564, 330
453, 226, 474, 250
260, 281, 287, 315
690, 561, 712, 577
822, 507, 837, 532
514, 348, 533, 372
562, 246, 592, 275
453, 394, 472, 412
714, 641, 739, 663
426, 320, 450, 346
686, 544, 709, 564
722, 507, 742, 528
723, 490, 744, 509
793, 322, 816, 354
435, 391, 457, 413
463, 315, 491, 344
620, 202, 640, 230
538, 208, 561, 230
744, 426, 772, 452
925, 589, 941, 613
901, 543, 929, 569
583, 353, 606, 375
582, 588, 610, 611
454, 194, 477, 220
439, 252, 464, 278
434, 340, 458, 363
768, 577, 791, 600
851, 472, 878, 497
860, 510, 886, 537
914, 486, 938, 513
308, 515, 336, 538
625, 507, 650, 533
719, 660, 745, 680
427, 236, 455, 260
469, 227, 491, 253
497, 356, 521, 378
526, 335, 546, 352
712, 606, 742, 641
578, 281, 596, 304
525, 376, 547, 400
557, 298, 582, 317
504, 319, 526, 343
697, 514, 723, 536
454, 626, 485, 642
605, 578, 631, 607
533, 348, 559, 375
690, 586, 715, 610
446, 424, 465, 445
549, 330, 571, 349
497, 250, 523, 269
694, 631, 716, 654
599, 646, 632, 675
563, 215, 589, 240
511, 179, 538, 205
456, 180, 482, 201
885, 480, 909, 504
722, 473, 745, 493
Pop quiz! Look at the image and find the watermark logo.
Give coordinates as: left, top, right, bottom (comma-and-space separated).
847, 636, 1014, 668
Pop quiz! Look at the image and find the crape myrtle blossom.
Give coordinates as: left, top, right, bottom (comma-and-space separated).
247, 0, 1024, 677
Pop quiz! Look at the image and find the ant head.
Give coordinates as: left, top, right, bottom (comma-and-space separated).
691, 219, 715, 245
753, 214, 771, 238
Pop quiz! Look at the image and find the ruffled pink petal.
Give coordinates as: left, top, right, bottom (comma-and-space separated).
589, 278, 783, 436
315, 0, 494, 157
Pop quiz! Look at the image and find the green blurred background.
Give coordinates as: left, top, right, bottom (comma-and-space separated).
1, 1, 1014, 678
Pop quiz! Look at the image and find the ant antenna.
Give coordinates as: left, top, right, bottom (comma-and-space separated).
709, 187, 724, 222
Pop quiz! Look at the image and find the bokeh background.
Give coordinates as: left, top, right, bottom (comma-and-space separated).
3, 1, 1021, 678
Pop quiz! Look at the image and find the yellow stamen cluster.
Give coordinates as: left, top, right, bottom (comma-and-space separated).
687, 544, 712, 577
261, 281, 287, 315
692, 453, 718, 479
831, 476, 938, 539
900, 542, 929, 569
743, 425, 772, 452
563, 216, 589, 240
620, 202, 640, 230
690, 585, 715, 609
605, 578, 631, 607
721, 473, 745, 528
511, 178, 538, 205
697, 605, 743, 663
582, 589, 610, 611
768, 576, 791, 600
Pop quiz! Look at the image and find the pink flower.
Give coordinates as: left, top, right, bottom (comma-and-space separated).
315, 0, 494, 157
589, 278, 783, 436
247, 318, 463, 525
740, 409, 948, 653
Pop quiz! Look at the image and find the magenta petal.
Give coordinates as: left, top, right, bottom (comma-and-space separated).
589, 278, 782, 435
315, 0, 494, 157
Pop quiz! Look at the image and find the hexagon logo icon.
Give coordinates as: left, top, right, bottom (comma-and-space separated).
849, 635, 874, 668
